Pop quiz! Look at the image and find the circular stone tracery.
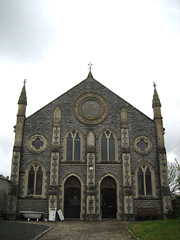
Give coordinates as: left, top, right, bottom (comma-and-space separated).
28, 134, 47, 153
134, 136, 152, 155
74, 93, 109, 125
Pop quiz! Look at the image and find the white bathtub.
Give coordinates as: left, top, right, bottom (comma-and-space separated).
20, 211, 43, 221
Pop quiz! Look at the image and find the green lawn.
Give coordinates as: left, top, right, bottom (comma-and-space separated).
128, 219, 180, 240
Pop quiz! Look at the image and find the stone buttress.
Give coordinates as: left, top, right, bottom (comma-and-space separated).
8, 83, 27, 219
48, 107, 61, 210
120, 108, 134, 220
152, 86, 171, 217
86, 129, 96, 220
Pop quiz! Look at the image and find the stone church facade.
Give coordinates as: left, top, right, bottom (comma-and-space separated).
8, 72, 171, 220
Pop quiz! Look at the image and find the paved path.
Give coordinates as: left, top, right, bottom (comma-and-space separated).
39, 221, 133, 240
0, 221, 51, 240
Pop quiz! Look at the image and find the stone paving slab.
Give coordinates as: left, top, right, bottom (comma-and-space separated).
38, 221, 133, 240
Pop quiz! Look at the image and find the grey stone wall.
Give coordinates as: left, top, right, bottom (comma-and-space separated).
17, 76, 163, 219
0, 177, 10, 216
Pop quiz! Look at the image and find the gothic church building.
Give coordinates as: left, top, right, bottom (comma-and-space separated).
8, 72, 171, 220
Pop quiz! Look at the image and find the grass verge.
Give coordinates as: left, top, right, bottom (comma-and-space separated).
128, 219, 180, 240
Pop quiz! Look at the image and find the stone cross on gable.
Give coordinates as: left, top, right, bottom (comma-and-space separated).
153, 82, 157, 89
23, 79, 27, 86
88, 62, 93, 72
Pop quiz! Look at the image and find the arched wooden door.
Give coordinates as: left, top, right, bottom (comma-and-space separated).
101, 176, 117, 218
64, 176, 81, 218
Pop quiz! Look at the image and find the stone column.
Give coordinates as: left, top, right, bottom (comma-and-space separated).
48, 107, 61, 211
86, 130, 96, 220
120, 108, 134, 220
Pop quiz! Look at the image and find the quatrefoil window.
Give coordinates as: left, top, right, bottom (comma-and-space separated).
134, 136, 152, 155
28, 135, 47, 153
137, 139, 148, 151
32, 137, 44, 150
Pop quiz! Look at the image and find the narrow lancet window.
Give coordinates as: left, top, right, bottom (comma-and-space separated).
27, 163, 44, 196
101, 130, 116, 161
137, 165, 153, 197
66, 130, 82, 161
138, 168, 144, 195
101, 133, 107, 160
109, 134, 115, 160
74, 133, 80, 160
146, 167, 152, 195
28, 166, 34, 195
36, 166, 43, 195
67, 133, 73, 160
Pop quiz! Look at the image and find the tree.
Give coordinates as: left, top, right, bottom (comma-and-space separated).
168, 158, 180, 196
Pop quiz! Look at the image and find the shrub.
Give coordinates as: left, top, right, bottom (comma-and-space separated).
167, 195, 180, 218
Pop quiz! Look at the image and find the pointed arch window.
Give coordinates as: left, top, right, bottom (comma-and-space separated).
66, 130, 81, 161
101, 130, 116, 161
27, 163, 43, 196
137, 165, 153, 196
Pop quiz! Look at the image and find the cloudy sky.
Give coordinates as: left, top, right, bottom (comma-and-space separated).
0, 0, 180, 177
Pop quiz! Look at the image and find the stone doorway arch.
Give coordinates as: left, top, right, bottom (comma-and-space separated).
101, 176, 117, 218
64, 176, 81, 218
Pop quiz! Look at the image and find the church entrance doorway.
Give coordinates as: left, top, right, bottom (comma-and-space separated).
101, 176, 117, 218
64, 176, 81, 218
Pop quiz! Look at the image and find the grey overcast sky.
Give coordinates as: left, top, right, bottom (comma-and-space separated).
0, 0, 180, 177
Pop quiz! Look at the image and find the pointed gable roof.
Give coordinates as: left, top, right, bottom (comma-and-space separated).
26, 72, 154, 123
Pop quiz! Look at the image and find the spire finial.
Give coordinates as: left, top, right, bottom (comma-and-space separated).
152, 82, 161, 108
88, 62, 93, 72
18, 79, 27, 105
23, 79, 27, 86
153, 82, 157, 90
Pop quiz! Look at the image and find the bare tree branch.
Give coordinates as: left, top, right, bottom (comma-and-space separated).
168, 158, 180, 195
